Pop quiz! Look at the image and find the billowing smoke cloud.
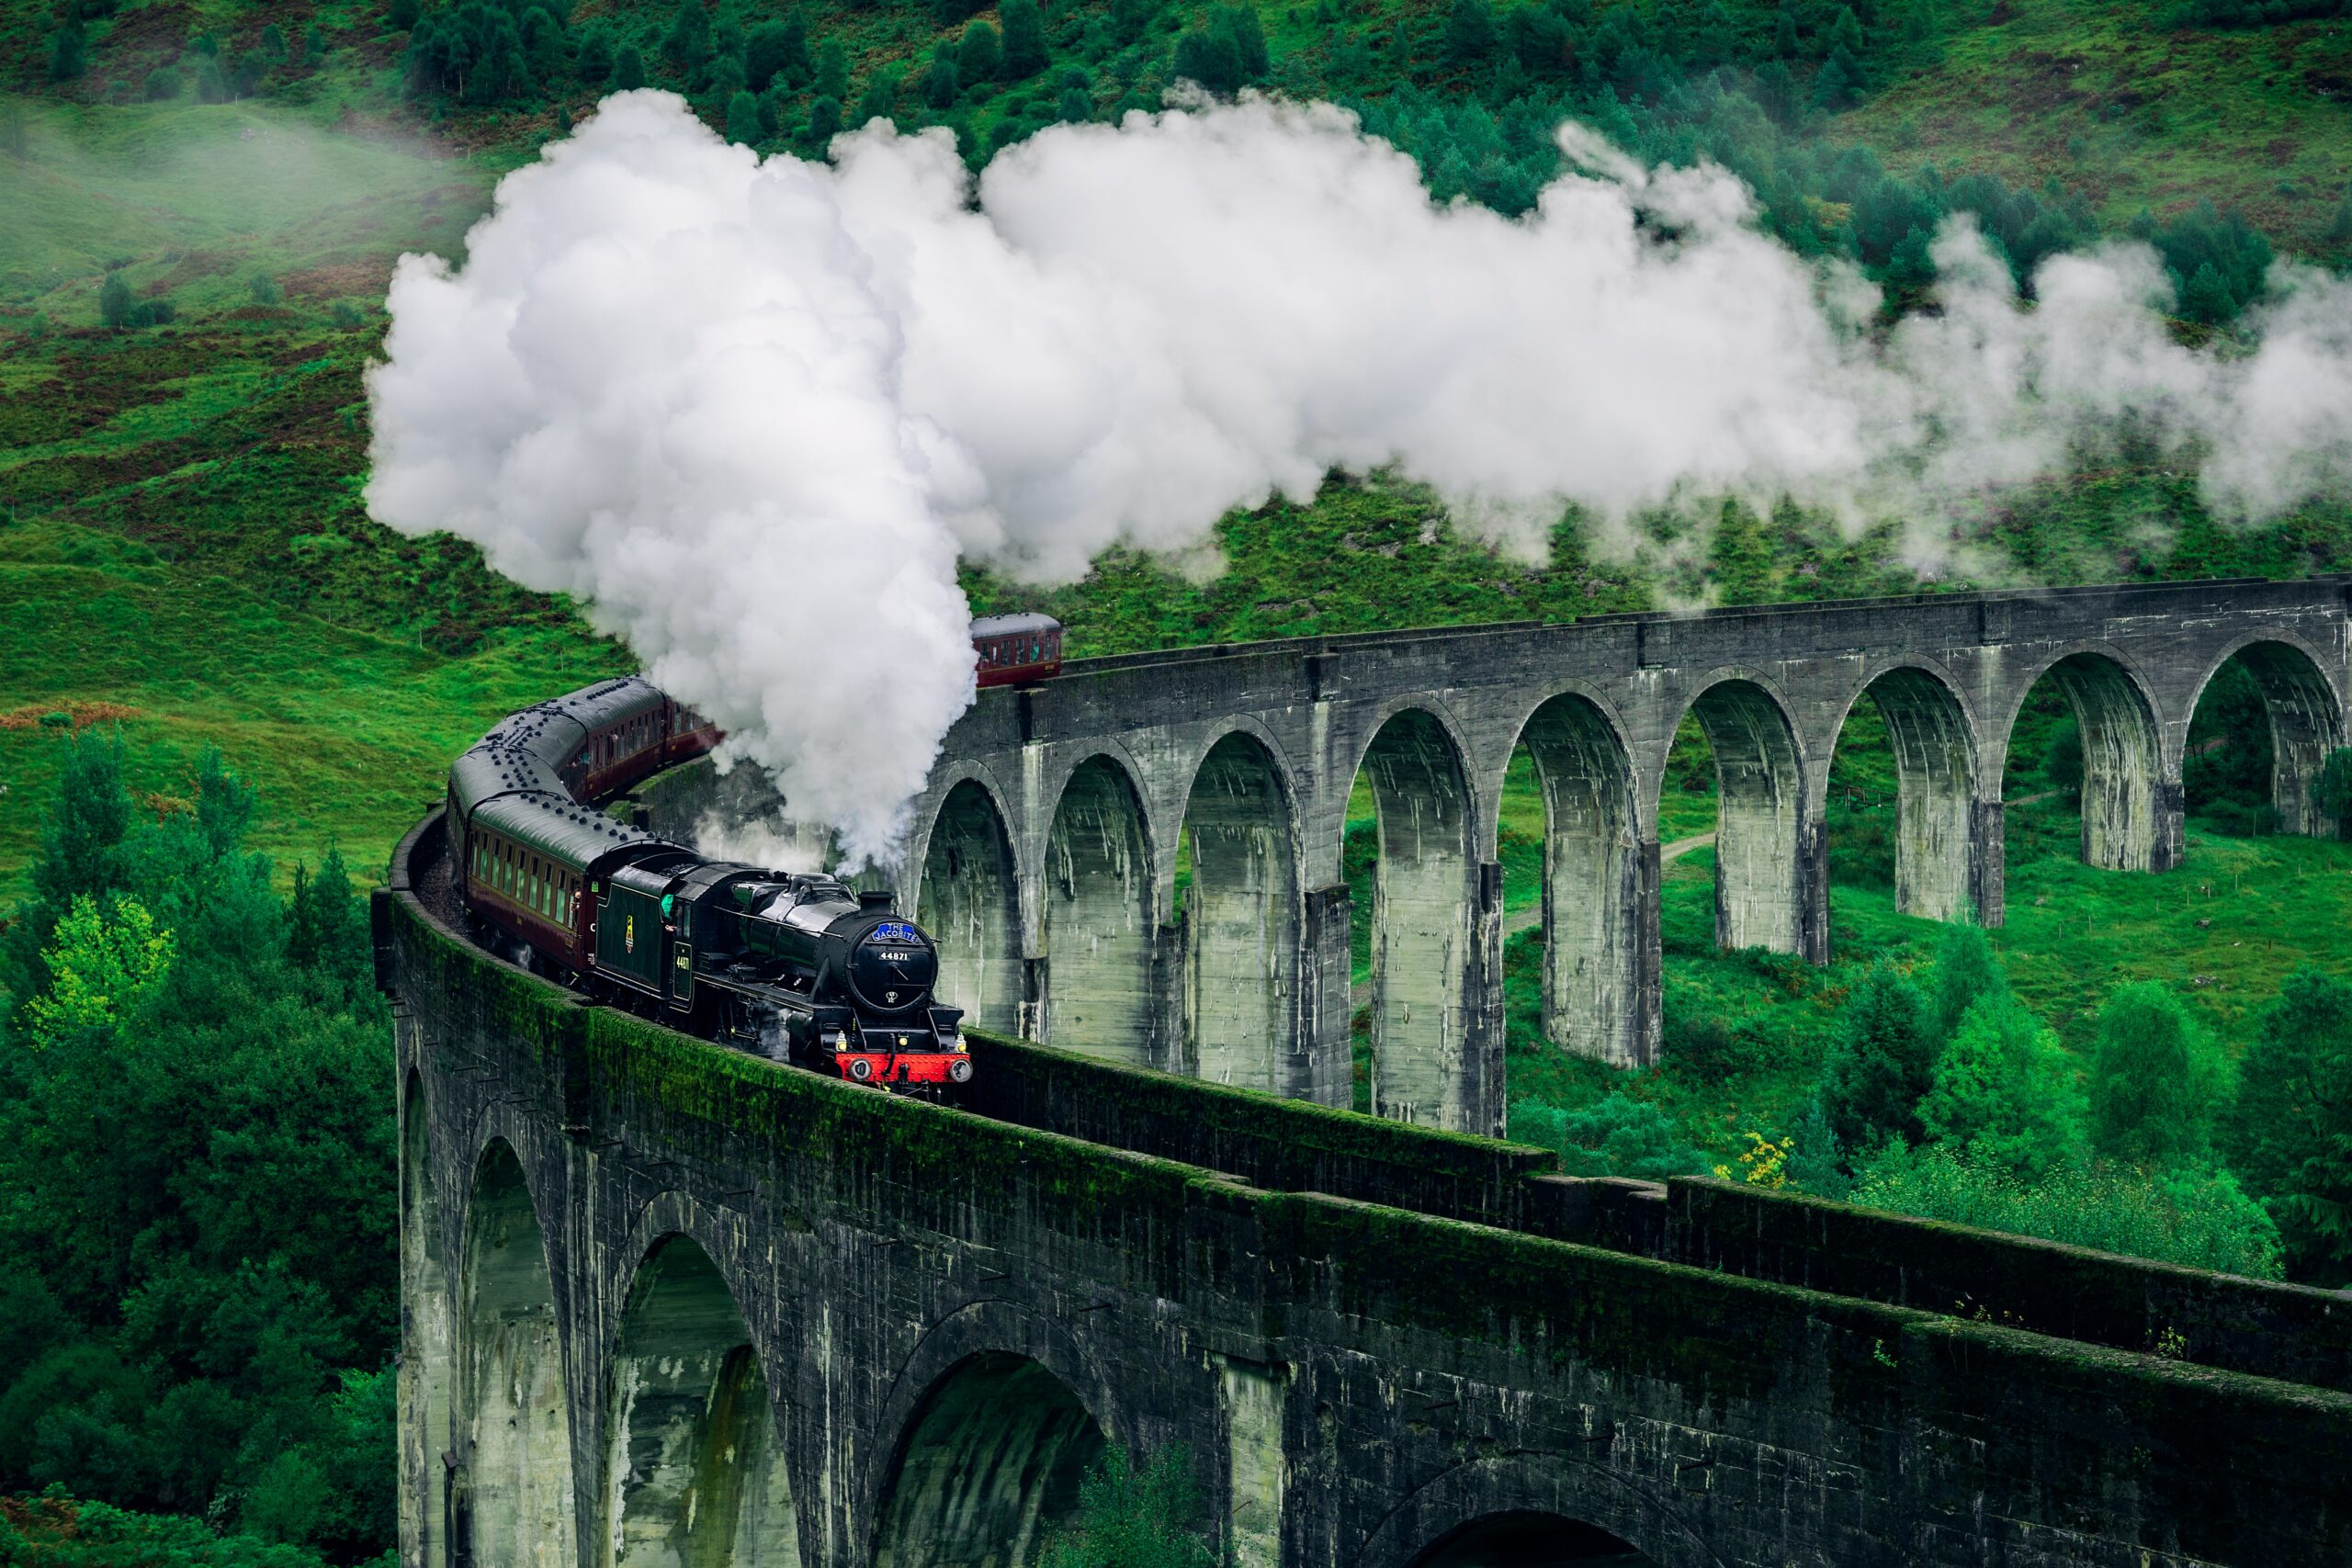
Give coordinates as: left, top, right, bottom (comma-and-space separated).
366, 89, 2352, 863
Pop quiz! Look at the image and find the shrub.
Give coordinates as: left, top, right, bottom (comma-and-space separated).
143, 64, 183, 99
1037, 1448, 1216, 1568
1510, 1092, 1708, 1182
1853, 1145, 2282, 1279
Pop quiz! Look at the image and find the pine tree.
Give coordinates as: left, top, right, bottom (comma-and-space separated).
48, 19, 86, 82
664, 0, 713, 77
31, 728, 131, 916
260, 23, 289, 60
576, 26, 615, 83
807, 94, 842, 142
1929, 922, 2004, 1041
2178, 261, 2237, 324
728, 88, 762, 142
1773, 5, 1799, 57
389, 0, 422, 31
1001, 0, 1047, 79
747, 16, 808, 89
304, 23, 327, 63
814, 37, 849, 100
614, 44, 647, 89
1817, 961, 1939, 1158
958, 22, 1001, 85
1444, 0, 1498, 63
923, 45, 960, 107
853, 68, 899, 127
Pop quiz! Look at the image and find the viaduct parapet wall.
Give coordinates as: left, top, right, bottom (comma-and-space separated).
381, 812, 2352, 1568
645, 576, 2352, 1135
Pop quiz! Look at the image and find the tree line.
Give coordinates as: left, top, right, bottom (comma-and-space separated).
0, 732, 395, 1565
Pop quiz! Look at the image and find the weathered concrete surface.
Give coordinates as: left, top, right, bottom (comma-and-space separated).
879, 578, 2352, 1134
383, 814, 2352, 1568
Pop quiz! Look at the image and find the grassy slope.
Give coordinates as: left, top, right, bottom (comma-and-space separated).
0, 85, 613, 898
1841, 0, 2352, 252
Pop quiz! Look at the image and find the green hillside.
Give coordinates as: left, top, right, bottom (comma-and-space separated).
9, 1, 2352, 1555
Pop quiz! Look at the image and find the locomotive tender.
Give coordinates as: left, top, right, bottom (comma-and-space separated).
446, 676, 971, 1089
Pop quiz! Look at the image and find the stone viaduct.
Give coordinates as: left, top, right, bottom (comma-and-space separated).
379, 808, 2352, 1568
854, 575, 2351, 1136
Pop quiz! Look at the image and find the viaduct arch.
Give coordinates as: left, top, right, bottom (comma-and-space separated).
851, 579, 2352, 1132
381, 799, 2352, 1568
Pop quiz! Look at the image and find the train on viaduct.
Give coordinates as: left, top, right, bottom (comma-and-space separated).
380, 575, 2352, 1568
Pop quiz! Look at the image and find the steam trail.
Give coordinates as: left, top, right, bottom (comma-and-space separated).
364, 89, 2352, 864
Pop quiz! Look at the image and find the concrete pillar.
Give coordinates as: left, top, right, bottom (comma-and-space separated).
1970, 797, 2006, 927
1359, 711, 1479, 1134
1868, 668, 1979, 926
1467, 860, 1506, 1139
1040, 760, 1157, 1065
917, 784, 1023, 1034
1632, 839, 1663, 1066
2047, 655, 2166, 874
1689, 682, 1808, 957
1300, 885, 1353, 1107
2237, 641, 2346, 837
398, 1067, 454, 1568
458, 1145, 577, 1568
1179, 737, 1301, 1095
1520, 695, 1643, 1068
1217, 1358, 1286, 1568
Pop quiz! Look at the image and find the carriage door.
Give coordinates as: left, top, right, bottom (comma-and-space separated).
666, 898, 695, 1011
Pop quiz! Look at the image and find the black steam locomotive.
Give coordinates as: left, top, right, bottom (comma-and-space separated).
445, 677, 970, 1089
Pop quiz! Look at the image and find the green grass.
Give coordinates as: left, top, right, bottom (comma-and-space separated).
1841, 0, 2352, 251
0, 511, 610, 897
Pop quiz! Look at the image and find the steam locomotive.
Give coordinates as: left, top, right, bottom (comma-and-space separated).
445, 677, 971, 1089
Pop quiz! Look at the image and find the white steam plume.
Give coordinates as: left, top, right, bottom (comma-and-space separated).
366, 89, 2352, 863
